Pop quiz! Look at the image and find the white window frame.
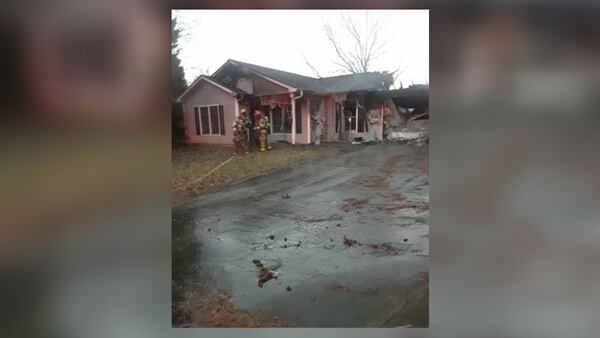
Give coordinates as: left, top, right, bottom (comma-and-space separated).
269, 105, 292, 134
344, 108, 358, 132
196, 104, 224, 136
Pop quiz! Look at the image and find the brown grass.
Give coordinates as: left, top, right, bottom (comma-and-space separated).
173, 290, 286, 328
172, 143, 336, 206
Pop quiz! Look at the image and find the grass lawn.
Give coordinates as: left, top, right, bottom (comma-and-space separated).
172, 142, 337, 206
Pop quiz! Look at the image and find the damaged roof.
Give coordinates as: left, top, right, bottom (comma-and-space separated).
317, 72, 394, 93
212, 59, 394, 94
375, 84, 429, 109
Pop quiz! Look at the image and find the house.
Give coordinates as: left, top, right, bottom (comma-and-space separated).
176, 59, 394, 145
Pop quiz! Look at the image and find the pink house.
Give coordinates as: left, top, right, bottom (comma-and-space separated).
177, 59, 393, 145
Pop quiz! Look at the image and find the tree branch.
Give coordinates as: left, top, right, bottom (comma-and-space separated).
301, 52, 322, 78
324, 12, 392, 74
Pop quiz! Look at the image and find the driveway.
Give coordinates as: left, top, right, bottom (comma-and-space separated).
172, 143, 429, 327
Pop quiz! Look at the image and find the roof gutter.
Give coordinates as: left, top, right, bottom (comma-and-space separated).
293, 90, 305, 101
291, 90, 304, 145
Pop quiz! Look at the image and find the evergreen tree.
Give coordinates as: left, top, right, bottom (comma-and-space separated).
172, 17, 187, 99
171, 17, 187, 147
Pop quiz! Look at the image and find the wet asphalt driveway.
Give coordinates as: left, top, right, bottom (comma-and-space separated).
172, 143, 429, 327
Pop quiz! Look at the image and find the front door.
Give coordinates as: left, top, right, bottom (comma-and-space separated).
340, 96, 368, 141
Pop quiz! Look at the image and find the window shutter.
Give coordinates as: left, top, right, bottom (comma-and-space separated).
194, 107, 200, 135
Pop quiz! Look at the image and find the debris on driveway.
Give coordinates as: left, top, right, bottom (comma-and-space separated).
343, 235, 358, 247
341, 198, 369, 211
253, 259, 281, 288
367, 242, 410, 256
173, 144, 429, 327
298, 214, 343, 223
379, 200, 429, 215
281, 241, 300, 249
386, 130, 428, 146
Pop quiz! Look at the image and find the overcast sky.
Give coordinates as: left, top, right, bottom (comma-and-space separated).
173, 10, 428, 88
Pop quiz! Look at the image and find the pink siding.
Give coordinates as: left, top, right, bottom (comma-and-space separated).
181, 81, 236, 145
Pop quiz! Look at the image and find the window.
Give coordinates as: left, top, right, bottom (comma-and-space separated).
341, 100, 368, 133
194, 107, 200, 135
357, 108, 368, 133
209, 106, 219, 134
283, 105, 292, 133
197, 105, 225, 135
344, 108, 356, 131
270, 105, 293, 134
218, 105, 225, 135
200, 107, 210, 134
271, 106, 283, 133
295, 101, 302, 133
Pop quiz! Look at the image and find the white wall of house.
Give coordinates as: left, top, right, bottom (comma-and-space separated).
181, 81, 236, 145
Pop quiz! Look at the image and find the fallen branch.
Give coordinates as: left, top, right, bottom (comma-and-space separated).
407, 112, 429, 123
172, 155, 237, 192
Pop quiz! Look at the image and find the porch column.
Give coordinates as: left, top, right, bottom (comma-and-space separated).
290, 93, 296, 145
381, 104, 384, 140
234, 96, 239, 117
306, 99, 311, 144
355, 98, 359, 131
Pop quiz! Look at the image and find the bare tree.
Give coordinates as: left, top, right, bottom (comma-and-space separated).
301, 52, 322, 78
390, 66, 406, 89
323, 12, 393, 74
